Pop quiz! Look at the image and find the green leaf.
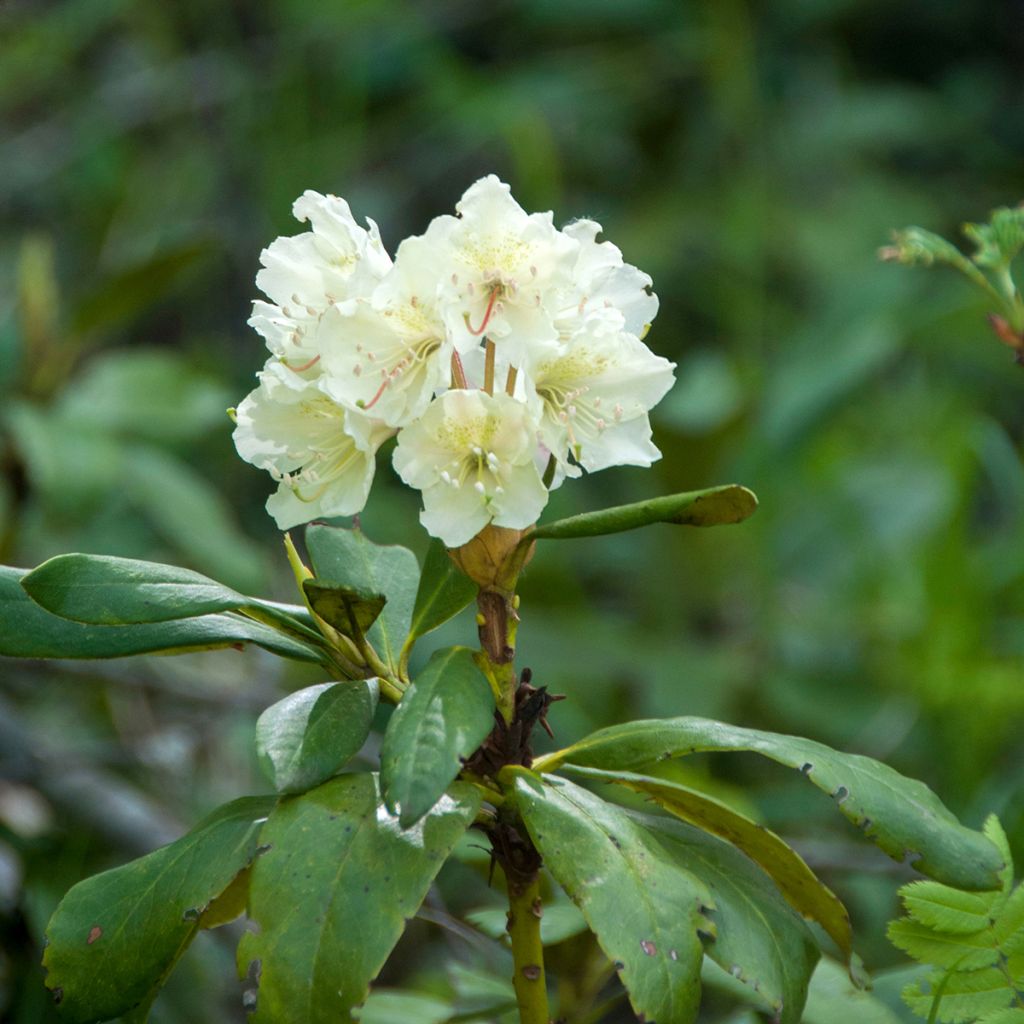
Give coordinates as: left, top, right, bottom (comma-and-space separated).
529, 484, 757, 540
799, 958, 907, 1024
1, 566, 322, 663
511, 769, 713, 1024
636, 811, 819, 1024
380, 647, 494, 827
20, 554, 313, 638
881, 227, 1001, 300
537, 716, 1004, 891
355, 990, 452, 1024
400, 538, 477, 665
237, 774, 480, 1024
977, 1010, 1024, 1024
256, 680, 380, 794
964, 207, 1024, 270
888, 918, 1002, 971
466, 896, 588, 946
560, 764, 853, 963
305, 525, 419, 673
302, 579, 386, 640
900, 880, 998, 934
42, 796, 274, 1023
903, 967, 1015, 1023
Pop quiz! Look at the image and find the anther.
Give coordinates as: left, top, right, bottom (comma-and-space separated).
474, 481, 486, 495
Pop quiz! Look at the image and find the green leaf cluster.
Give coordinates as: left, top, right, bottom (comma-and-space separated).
888, 817, 1024, 1023
883, 205, 1024, 341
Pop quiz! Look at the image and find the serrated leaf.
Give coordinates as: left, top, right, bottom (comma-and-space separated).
903, 967, 1015, 1022
636, 810, 820, 1024
511, 769, 713, 1024
21, 554, 314, 638
256, 680, 380, 794
400, 538, 477, 667
529, 484, 757, 541
302, 579, 386, 640
537, 716, 1004, 891
900, 881, 998, 935
43, 796, 274, 1023
977, 1009, 1024, 1024
560, 764, 854, 963
380, 647, 493, 827
0, 566, 322, 663
964, 207, 1024, 270
305, 525, 418, 673
237, 774, 480, 1024
887, 918, 999, 971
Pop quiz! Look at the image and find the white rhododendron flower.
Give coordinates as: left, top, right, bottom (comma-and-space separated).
524, 317, 675, 474
419, 175, 580, 366
233, 175, 675, 547
249, 191, 391, 378
393, 391, 548, 547
233, 367, 393, 529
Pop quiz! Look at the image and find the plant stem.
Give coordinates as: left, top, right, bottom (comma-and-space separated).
477, 587, 518, 722
507, 874, 549, 1024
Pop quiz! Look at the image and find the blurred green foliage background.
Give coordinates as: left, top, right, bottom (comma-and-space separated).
2, 1, 1023, 1020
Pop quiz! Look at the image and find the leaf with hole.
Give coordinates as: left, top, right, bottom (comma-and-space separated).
537, 716, 1004, 891
43, 796, 274, 1024
560, 764, 853, 964
636, 810, 819, 1024
237, 774, 480, 1024
511, 769, 713, 1024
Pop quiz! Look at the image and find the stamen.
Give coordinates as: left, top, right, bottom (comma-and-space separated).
285, 354, 322, 373
505, 365, 518, 397
450, 351, 469, 389
474, 481, 486, 495
360, 373, 392, 411
483, 340, 496, 395
466, 288, 499, 337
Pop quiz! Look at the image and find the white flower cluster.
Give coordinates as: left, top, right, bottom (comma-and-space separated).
233, 176, 675, 547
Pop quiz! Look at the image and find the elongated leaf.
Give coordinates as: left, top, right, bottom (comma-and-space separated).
1, 566, 322, 663
529, 484, 757, 541
903, 966, 1017, 1022
381, 647, 494, 827
560, 764, 853, 962
800, 958, 907, 1024
302, 579, 386, 639
21, 554, 314, 638
238, 774, 480, 1024
402, 539, 477, 657
43, 796, 275, 1023
305, 525, 419, 672
256, 680, 380, 794
536, 717, 1004, 891
511, 769, 713, 1024
636, 810, 819, 1024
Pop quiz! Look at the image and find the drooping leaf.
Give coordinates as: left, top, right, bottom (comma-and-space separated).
43, 796, 275, 1023
529, 484, 757, 540
0, 566, 323, 663
237, 774, 480, 1024
400, 538, 477, 667
636, 810, 819, 1024
21, 554, 315, 640
536, 716, 1004, 891
380, 647, 494, 827
510, 769, 713, 1024
305, 525, 419, 673
560, 764, 853, 962
256, 680, 380, 794
302, 579, 386, 640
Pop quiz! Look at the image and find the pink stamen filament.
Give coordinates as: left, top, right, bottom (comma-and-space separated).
285, 354, 321, 373
466, 288, 499, 337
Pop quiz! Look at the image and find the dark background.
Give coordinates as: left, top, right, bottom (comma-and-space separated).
2, 1, 1023, 1020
